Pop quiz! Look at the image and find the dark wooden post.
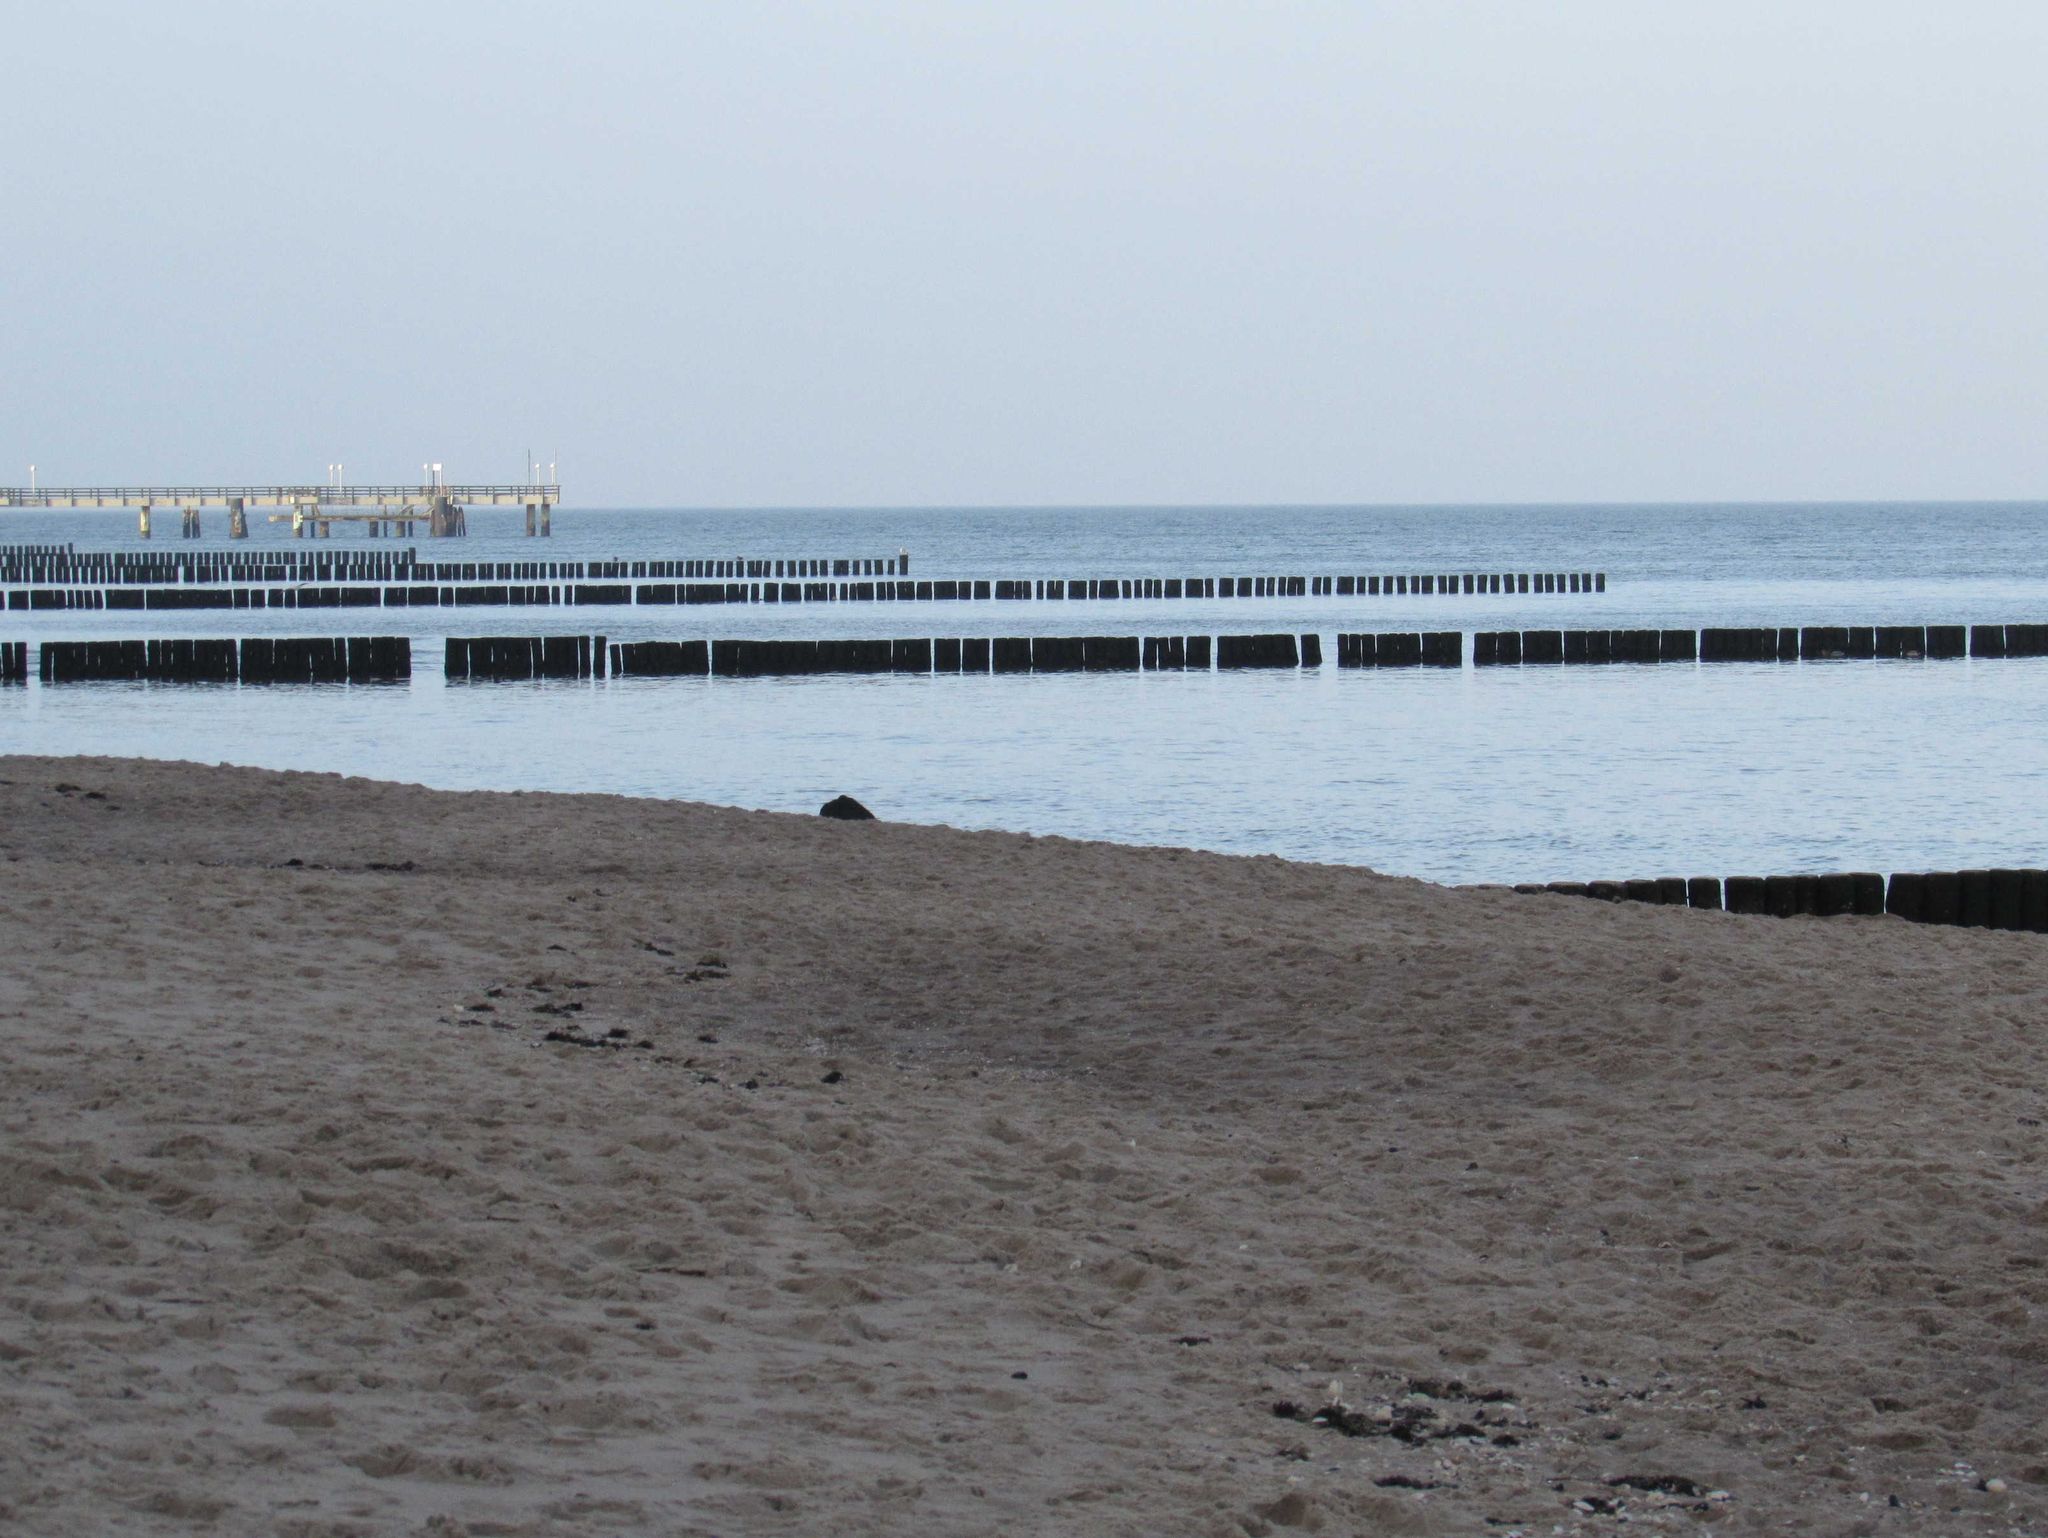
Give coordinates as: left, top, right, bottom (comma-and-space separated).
1922, 871, 1961, 925
1885, 872, 1925, 922
1957, 869, 1993, 927
1724, 876, 1767, 914
1989, 869, 2026, 929
2023, 870, 2048, 933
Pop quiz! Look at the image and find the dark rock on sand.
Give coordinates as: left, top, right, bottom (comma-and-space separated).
1609, 1474, 1708, 1498
819, 795, 876, 820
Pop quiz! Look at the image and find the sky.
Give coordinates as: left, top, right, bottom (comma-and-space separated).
3, 2, 2045, 507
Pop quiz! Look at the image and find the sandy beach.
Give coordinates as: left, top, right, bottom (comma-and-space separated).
2, 754, 2044, 1536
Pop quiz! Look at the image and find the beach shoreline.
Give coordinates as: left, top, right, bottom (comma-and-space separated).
2, 754, 2043, 1535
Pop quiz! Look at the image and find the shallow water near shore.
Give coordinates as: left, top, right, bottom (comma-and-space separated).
4, 501, 2045, 883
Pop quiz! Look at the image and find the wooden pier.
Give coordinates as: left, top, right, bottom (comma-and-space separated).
0, 484, 560, 539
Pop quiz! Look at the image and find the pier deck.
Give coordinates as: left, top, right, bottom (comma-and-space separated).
0, 485, 562, 539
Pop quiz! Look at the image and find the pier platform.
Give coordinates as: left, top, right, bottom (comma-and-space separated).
0, 485, 561, 539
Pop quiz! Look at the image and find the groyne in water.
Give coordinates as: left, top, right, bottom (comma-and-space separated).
26, 624, 2048, 684
37, 637, 410, 684
3, 571, 1608, 611
441, 634, 1330, 680
1518, 869, 2048, 933
1475, 625, 2048, 663
3, 541, 1600, 598
0, 545, 907, 585
1336, 632, 1463, 667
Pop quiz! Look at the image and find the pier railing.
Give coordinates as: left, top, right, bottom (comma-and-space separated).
0, 485, 559, 508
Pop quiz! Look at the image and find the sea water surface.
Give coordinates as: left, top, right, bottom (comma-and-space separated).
3, 502, 2044, 885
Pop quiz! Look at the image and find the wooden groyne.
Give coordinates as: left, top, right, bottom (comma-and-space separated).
1335, 631, 1462, 667
2, 541, 1593, 597
1477, 624, 2048, 666
2, 548, 417, 586
1519, 869, 2048, 933
5, 581, 973, 611
0, 641, 24, 684
3, 569, 1608, 611
18, 623, 2047, 685
37, 637, 410, 684
0, 545, 907, 586
446, 636, 605, 681
1217, 633, 1304, 668
0, 543, 70, 571
981, 572, 1603, 600
443, 633, 1324, 680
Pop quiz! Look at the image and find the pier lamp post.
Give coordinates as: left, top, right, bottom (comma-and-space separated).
27, 465, 34, 494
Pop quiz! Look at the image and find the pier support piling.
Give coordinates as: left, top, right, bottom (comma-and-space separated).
429, 497, 468, 538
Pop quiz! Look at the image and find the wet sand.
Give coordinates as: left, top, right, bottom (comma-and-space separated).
1, 755, 2044, 1535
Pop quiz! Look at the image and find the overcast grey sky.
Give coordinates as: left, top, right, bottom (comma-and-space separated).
4, 2, 2044, 506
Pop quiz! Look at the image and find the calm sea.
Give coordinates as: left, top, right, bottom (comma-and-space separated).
3, 502, 2044, 885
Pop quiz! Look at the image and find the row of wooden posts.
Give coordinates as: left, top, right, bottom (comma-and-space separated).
0, 545, 415, 586
0, 545, 908, 586
1477, 624, 2048, 664
3, 539, 1604, 599
25, 624, 2048, 685
1519, 869, 2048, 932
594, 632, 1455, 677
443, 633, 1338, 680
36, 637, 410, 684
0, 641, 23, 684
9, 553, 425, 585
2, 570, 1609, 612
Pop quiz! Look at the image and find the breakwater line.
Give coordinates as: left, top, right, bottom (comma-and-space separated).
0, 545, 908, 586
1476, 624, 2048, 664
36, 637, 410, 684
1517, 869, 2048, 933
442, 633, 1330, 680
28, 623, 2048, 684
3, 570, 1608, 611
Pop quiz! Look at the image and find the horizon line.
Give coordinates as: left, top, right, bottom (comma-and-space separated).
565, 496, 2048, 513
